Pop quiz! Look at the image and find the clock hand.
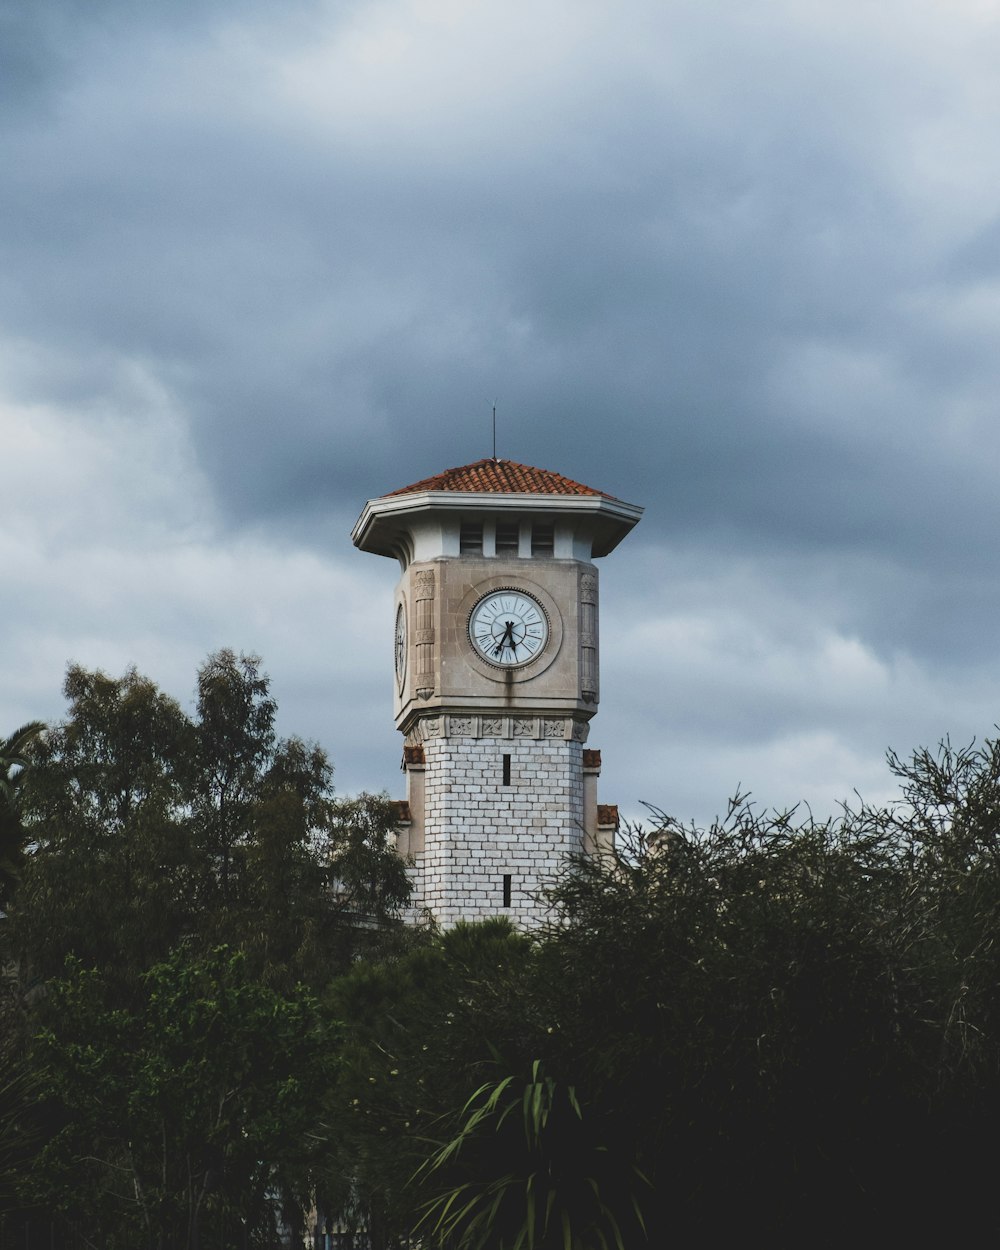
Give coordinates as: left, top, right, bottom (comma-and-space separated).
494, 621, 516, 657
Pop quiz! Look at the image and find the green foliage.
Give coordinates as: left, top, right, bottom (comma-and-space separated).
1, 650, 413, 1243
0, 720, 46, 908
16, 645, 1000, 1248
320, 919, 534, 1244
0, 975, 41, 1220
7, 651, 409, 992
527, 758, 1000, 1245
193, 648, 279, 907
329, 736, 1000, 1247
327, 793, 413, 924
31, 945, 330, 1249
11, 665, 197, 987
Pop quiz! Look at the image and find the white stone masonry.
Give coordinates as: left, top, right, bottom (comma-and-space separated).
414, 734, 585, 929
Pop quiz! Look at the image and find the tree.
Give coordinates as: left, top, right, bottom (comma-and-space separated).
0, 721, 45, 909
0, 722, 46, 1228
526, 805, 916, 1245
0, 973, 41, 1223
325, 793, 412, 943
525, 764, 1000, 1246
7, 651, 410, 992
9, 665, 195, 988
3, 650, 413, 1242
328, 736, 1000, 1247
319, 919, 534, 1248
192, 649, 278, 907
30, 946, 330, 1250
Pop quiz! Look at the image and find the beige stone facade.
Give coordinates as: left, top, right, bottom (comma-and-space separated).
394, 555, 598, 729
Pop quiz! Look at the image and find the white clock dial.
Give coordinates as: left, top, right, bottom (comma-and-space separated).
469, 589, 549, 667
394, 602, 407, 687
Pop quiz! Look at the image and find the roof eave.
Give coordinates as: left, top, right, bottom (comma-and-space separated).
352, 490, 644, 559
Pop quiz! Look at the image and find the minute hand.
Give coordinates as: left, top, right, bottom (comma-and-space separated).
494, 621, 517, 657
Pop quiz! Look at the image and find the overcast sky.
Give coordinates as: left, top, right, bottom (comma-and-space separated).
4, 0, 1000, 827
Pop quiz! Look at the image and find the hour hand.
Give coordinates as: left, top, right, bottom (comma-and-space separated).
494, 621, 516, 656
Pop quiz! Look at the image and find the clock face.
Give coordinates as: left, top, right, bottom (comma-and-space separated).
394, 602, 407, 687
469, 589, 549, 667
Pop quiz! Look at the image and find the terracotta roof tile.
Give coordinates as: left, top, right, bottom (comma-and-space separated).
387, 458, 615, 499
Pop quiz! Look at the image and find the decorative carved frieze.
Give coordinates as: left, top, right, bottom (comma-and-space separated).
407, 715, 591, 743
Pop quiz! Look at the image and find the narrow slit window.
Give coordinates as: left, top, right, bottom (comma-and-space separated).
460, 522, 483, 555
495, 520, 520, 556
531, 522, 554, 557
503, 874, 512, 908
502, 754, 511, 786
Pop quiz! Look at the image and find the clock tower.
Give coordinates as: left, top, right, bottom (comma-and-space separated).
352, 458, 642, 928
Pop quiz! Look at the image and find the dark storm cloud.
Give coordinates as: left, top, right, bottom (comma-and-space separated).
0, 1, 926, 489
0, 0, 242, 111
2, 0, 978, 572
6, 0, 1000, 819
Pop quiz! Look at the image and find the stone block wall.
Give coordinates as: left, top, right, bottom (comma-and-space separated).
414, 733, 586, 928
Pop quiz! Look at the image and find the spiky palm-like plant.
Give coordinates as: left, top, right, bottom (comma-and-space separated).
415, 1060, 647, 1250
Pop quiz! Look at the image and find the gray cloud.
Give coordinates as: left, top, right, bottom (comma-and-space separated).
4, 0, 1000, 819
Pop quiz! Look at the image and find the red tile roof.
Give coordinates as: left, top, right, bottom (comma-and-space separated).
387, 458, 615, 499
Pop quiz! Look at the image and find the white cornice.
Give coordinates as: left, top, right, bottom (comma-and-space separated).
352, 490, 643, 558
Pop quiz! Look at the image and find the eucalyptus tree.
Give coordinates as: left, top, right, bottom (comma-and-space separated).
6, 650, 409, 992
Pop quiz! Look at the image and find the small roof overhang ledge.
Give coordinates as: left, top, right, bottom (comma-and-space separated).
352, 490, 643, 560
